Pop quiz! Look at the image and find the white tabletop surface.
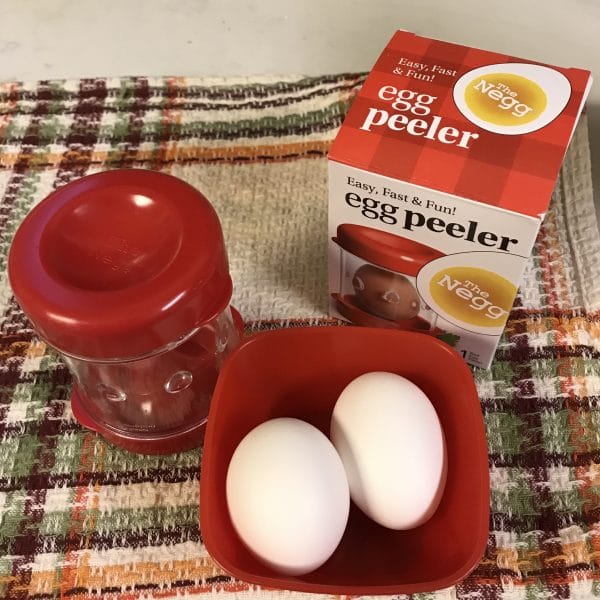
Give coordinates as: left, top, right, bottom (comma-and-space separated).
1, 0, 598, 216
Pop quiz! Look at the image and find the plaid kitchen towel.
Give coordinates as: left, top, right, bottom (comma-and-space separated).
0, 74, 599, 600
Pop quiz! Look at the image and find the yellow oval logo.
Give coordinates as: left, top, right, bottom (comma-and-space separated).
464, 72, 547, 127
429, 266, 516, 328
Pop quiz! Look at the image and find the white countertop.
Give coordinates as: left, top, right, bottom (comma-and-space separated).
1, 0, 598, 214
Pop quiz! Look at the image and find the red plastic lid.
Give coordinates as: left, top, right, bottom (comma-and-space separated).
8, 169, 232, 360
333, 224, 444, 275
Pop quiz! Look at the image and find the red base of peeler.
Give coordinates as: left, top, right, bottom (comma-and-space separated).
332, 293, 444, 336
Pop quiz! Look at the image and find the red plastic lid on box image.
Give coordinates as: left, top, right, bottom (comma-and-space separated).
332, 223, 444, 276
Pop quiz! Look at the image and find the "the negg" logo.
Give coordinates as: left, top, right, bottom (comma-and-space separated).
464, 72, 546, 126
428, 266, 516, 328
453, 63, 571, 135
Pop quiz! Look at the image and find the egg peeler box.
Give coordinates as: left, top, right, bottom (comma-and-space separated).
328, 30, 592, 368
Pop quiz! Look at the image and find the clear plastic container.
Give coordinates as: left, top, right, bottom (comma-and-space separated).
338, 249, 438, 330
63, 308, 240, 438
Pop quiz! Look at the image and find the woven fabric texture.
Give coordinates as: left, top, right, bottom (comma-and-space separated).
0, 74, 599, 600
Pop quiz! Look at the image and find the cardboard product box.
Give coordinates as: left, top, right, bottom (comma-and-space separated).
328, 30, 592, 369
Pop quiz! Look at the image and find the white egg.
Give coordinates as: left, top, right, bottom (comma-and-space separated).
226, 417, 350, 575
330, 372, 446, 530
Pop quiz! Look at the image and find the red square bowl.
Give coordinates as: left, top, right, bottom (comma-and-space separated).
200, 326, 489, 595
